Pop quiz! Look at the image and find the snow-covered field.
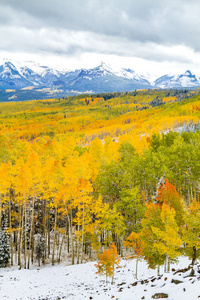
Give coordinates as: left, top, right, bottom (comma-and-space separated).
0, 257, 199, 300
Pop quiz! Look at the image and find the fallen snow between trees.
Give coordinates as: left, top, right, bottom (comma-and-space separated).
0, 256, 199, 300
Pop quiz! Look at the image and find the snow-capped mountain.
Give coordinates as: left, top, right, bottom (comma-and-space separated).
19, 66, 44, 86
59, 63, 152, 93
0, 61, 152, 92
0, 61, 200, 96
0, 61, 33, 88
154, 70, 200, 88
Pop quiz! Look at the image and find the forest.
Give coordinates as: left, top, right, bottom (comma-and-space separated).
0, 88, 200, 272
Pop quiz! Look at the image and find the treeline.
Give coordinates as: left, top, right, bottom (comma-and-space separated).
0, 129, 200, 269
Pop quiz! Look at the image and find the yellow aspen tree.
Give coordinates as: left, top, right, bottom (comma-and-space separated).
42, 156, 63, 260
74, 177, 93, 263
25, 151, 42, 269
83, 195, 104, 254
151, 204, 182, 260
14, 158, 33, 269
47, 159, 63, 266
62, 156, 79, 265
88, 137, 104, 180
101, 203, 125, 252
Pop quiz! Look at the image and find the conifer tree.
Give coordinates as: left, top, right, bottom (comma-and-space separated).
0, 230, 10, 267
35, 233, 45, 267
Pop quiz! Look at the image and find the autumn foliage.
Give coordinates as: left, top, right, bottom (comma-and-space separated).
124, 232, 143, 257
95, 243, 121, 284
155, 179, 185, 225
0, 89, 199, 270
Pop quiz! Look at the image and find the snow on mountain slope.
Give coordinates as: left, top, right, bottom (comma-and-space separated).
0, 61, 22, 79
111, 66, 147, 82
154, 70, 200, 88
0, 62, 34, 88
19, 66, 44, 86
0, 60, 200, 93
0, 61, 151, 91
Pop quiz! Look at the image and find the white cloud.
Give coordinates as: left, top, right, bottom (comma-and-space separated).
0, 0, 200, 75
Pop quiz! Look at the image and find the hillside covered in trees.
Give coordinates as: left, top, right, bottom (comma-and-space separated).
0, 88, 200, 272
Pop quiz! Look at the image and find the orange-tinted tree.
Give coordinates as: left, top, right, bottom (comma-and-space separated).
95, 242, 121, 284
124, 231, 144, 279
155, 179, 185, 226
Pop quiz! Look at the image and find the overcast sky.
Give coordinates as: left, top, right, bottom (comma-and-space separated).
1, 0, 200, 75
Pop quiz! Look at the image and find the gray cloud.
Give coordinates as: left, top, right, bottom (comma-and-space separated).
0, 0, 200, 66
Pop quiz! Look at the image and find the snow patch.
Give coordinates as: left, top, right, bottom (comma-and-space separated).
0, 256, 199, 300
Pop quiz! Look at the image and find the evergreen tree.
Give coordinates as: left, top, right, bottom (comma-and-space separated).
35, 233, 45, 267
0, 230, 10, 267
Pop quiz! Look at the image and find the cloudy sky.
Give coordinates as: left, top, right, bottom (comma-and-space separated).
1, 0, 200, 75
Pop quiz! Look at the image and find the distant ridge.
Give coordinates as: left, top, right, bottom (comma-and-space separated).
0, 60, 200, 101
154, 70, 200, 88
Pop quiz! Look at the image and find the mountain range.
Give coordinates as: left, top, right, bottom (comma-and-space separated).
0, 60, 200, 101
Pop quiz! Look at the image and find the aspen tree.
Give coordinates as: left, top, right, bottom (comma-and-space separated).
124, 232, 144, 279
183, 199, 200, 265
95, 242, 121, 284
26, 151, 42, 269
14, 158, 32, 269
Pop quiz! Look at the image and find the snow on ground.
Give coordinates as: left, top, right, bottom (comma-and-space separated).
0, 256, 199, 300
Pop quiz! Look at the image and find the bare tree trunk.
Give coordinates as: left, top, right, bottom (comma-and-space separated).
18, 205, 24, 269
120, 237, 123, 257
47, 206, 50, 257
28, 197, 35, 269
136, 257, 138, 279
58, 234, 65, 263
14, 231, 18, 263
167, 256, 170, 272
157, 265, 160, 276
31, 234, 34, 264
77, 223, 80, 264
18, 230, 21, 268
68, 211, 74, 265
191, 246, 197, 265
43, 199, 47, 264
81, 206, 84, 263
67, 220, 70, 253
56, 232, 60, 262
9, 190, 13, 266
164, 258, 166, 273
52, 207, 57, 266
24, 200, 27, 269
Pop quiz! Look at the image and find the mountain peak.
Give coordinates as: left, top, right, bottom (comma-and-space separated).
3, 60, 17, 70
97, 62, 113, 72
100, 61, 110, 68
155, 69, 199, 88
184, 70, 192, 75
184, 70, 192, 76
